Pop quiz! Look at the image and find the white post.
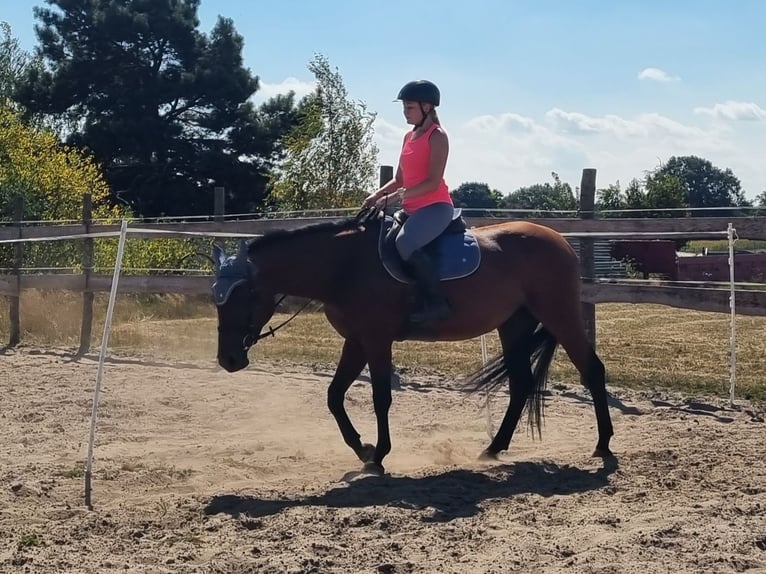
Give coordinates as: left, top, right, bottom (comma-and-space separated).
728, 223, 737, 406
84, 219, 129, 510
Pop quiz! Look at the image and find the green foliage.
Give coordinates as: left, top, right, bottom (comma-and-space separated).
499, 172, 577, 215
269, 54, 378, 211
624, 178, 647, 210
596, 181, 625, 213
653, 155, 749, 210
0, 22, 33, 106
17, 532, 45, 549
644, 172, 686, 216
16, 0, 296, 217
0, 104, 203, 273
451, 182, 502, 210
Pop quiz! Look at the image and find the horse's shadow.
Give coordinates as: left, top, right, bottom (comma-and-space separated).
204, 458, 618, 523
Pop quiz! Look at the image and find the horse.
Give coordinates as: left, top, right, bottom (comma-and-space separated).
212, 208, 614, 475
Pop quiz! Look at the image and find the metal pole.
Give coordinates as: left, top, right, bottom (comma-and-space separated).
84, 219, 129, 510
728, 223, 737, 406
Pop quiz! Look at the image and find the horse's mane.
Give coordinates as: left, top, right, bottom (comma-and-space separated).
248, 209, 379, 252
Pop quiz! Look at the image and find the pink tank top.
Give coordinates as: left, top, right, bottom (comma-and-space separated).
399, 124, 452, 213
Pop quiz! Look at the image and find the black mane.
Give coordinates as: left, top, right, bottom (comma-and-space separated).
248, 212, 376, 252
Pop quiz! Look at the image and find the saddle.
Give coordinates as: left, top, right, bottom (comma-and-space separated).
377, 208, 481, 283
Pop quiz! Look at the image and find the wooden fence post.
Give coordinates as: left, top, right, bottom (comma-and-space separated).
8, 196, 24, 347
214, 186, 225, 222
379, 165, 393, 188
77, 194, 94, 357
579, 169, 597, 355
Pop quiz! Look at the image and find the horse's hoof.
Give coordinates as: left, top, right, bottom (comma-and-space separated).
361, 461, 385, 476
478, 448, 499, 462
592, 448, 614, 458
355, 443, 375, 463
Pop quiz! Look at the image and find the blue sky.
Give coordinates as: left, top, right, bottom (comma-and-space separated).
4, 1, 766, 199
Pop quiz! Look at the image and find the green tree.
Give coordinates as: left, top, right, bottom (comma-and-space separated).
596, 181, 626, 216
269, 54, 378, 211
0, 22, 32, 105
624, 178, 648, 211
652, 156, 748, 210
499, 172, 577, 216
0, 104, 201, 273
644, 171, 686, 216
451, 182, 502, 209
15, 0, 295, 217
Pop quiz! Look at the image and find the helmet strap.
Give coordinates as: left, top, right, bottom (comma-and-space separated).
414, 103, 430, 129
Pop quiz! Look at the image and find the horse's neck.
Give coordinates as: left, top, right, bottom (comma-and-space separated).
257, 231, 359, 301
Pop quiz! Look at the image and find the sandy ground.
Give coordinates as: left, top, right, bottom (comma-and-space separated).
0, 346, 764, 574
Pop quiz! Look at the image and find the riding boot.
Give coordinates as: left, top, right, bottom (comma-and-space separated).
406, 249, 451, 325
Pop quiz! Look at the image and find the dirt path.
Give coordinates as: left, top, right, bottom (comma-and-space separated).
1, 348, 764, 573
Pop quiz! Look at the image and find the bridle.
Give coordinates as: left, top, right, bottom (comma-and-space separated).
240, 292, 313, 351
216, 262, 313, 352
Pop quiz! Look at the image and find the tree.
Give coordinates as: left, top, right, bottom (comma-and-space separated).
756, 191, 766, 207
269, 54, 378, 211
499, 172, 577, 216
15, 0, 295, 217
0, 22, 33, 105
652, 156, 748, 210
451, 182, 502, 210
643, 172, 686, 216
0, 103, 206, 272
0, 103, 119, 268
622, 178, 644, 210
596, 181, 626, 215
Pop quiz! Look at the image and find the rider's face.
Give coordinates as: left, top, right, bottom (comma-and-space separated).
402, 100, 430, 125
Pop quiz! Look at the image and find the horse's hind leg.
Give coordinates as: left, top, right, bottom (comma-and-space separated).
529, 300, 614, 457
327, 338, 375, 464
482, 310, 539, 459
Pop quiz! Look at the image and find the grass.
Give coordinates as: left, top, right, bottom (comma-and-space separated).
685, 239, 766, 253
17, 533, 45, 550
1, 290, 765, 403
56, 464, 85, 479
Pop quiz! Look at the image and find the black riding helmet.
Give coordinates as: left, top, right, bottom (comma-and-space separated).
396, 80, 440, 106
396, 80, 440, 128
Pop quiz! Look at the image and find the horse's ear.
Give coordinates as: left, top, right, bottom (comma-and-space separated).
237, 239, 249, 261
212, 243, 226, 273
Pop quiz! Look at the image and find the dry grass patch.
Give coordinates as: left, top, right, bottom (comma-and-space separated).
1, 291, 764, 402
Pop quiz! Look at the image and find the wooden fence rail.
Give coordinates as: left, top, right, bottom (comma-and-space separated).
3, 168, 766, 352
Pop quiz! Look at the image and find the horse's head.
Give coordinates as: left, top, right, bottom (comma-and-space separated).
211, 240, 276, 372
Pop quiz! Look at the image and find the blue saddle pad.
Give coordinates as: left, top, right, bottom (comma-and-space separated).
378, 211, 481, 283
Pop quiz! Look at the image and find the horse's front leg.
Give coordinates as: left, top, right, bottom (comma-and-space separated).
326, 339, 375, 464
362, 342, 394, 476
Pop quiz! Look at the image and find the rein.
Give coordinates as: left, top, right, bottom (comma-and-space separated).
243, 295, 314, 350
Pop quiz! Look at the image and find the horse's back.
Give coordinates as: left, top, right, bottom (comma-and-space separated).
474, 220, 577, 261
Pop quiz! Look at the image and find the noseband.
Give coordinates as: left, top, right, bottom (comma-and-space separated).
217, 274, 312, 352
240, 292, 312, 351
213, 245, 315, 354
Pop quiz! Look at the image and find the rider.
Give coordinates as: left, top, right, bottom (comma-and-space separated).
362, 80, 453, 326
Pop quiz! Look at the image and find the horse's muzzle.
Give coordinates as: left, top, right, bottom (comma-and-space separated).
218, 353, 249, 373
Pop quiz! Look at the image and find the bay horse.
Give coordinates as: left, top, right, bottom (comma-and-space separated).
212, 208, 614, 475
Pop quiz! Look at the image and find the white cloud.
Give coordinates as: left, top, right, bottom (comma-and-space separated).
694, 100, 766, 121
638, 67, 679, 82
374, 107, 764, 199
253, 77, 316, 103
545, 109, 708, 141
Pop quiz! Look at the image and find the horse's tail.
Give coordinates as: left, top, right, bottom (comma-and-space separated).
527, 326, 558, 436
464, 325, 558, 437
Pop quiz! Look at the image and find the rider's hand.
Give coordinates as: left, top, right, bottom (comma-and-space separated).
361, 193, 379, 210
